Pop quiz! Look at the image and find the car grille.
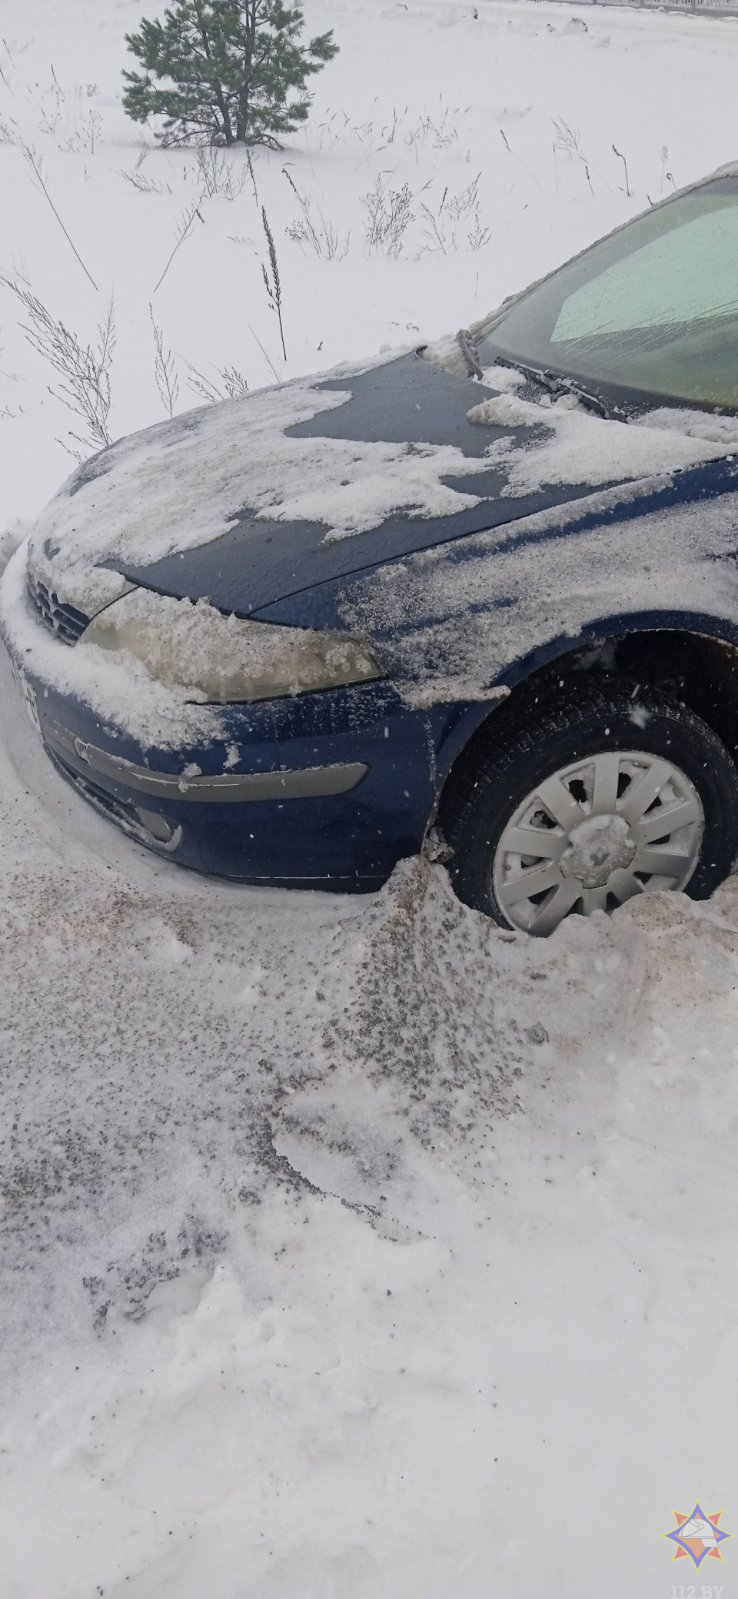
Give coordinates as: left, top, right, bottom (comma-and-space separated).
27, 572, 90, 645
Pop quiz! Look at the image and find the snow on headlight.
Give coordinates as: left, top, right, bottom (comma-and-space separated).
80, 586, 383, 703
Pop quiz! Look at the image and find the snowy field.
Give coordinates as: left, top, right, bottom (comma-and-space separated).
2, 1, 738, 1594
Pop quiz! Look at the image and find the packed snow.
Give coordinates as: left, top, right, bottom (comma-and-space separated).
2, 1, 738, 1596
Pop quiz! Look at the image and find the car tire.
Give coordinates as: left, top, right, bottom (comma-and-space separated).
442, 677, 738, 934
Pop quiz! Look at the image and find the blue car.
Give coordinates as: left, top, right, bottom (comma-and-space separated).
3, 164, 738, 934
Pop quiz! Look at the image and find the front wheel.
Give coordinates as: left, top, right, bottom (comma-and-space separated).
442, 679, 738, 935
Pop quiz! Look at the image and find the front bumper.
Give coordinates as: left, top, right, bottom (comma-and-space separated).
44, 712, 369, 804
7, 651, 452, 888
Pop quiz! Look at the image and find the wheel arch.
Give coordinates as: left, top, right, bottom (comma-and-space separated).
433, 610, 738, 832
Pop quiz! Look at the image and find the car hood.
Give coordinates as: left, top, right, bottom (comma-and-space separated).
26, 348, 730, 619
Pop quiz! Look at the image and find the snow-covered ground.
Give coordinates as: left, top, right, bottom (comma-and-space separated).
2, 1, 738, 1594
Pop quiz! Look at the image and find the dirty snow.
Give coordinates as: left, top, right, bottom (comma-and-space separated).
3, 0, 738, 1595
3, 628, 738, 1598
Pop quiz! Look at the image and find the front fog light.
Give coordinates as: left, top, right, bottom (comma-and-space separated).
80, 587, 383, 703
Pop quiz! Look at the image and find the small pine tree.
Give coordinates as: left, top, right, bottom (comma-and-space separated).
122, 0, 338, 147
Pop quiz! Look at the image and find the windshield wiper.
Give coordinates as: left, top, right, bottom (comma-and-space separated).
456, 337, 618, 419
492, 356, 612, 418
456, 327, 484, 380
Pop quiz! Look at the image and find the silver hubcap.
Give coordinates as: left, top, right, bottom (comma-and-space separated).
492, 749, 704, 936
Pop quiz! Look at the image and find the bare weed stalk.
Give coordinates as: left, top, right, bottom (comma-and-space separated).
121, 166, 172, 195
122, 147, 172, 194
22, 143, 99, 289
612, 142, 632, 198
149, 305, 180, 417
192, 146, 247, 199
553, 118, 594, 197
2, 278, 114, 454
78, 109, 102, 156
261, 207, 287, 361
247, 321, 281, 385
499, 126, 543, 193
283, 168, 348, 259
186, 362, 249, 403
362, 177, 414, 258
420, 174, 490, 254
406, 100, 465, 151
153, 197, 204, 294
246, 150, 259, 206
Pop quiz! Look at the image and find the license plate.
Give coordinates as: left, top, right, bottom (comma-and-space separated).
11, 662, 43, 736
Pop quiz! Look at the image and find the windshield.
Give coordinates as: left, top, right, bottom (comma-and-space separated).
477, 176, 738, 413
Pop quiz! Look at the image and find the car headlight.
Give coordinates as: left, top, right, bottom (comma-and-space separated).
79, 587, 383, 703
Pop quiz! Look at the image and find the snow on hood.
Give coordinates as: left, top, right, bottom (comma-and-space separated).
638, 406, 738, 447
3, 347, 735, 740
467, 388, 733, 494
22, 349, 728, 620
